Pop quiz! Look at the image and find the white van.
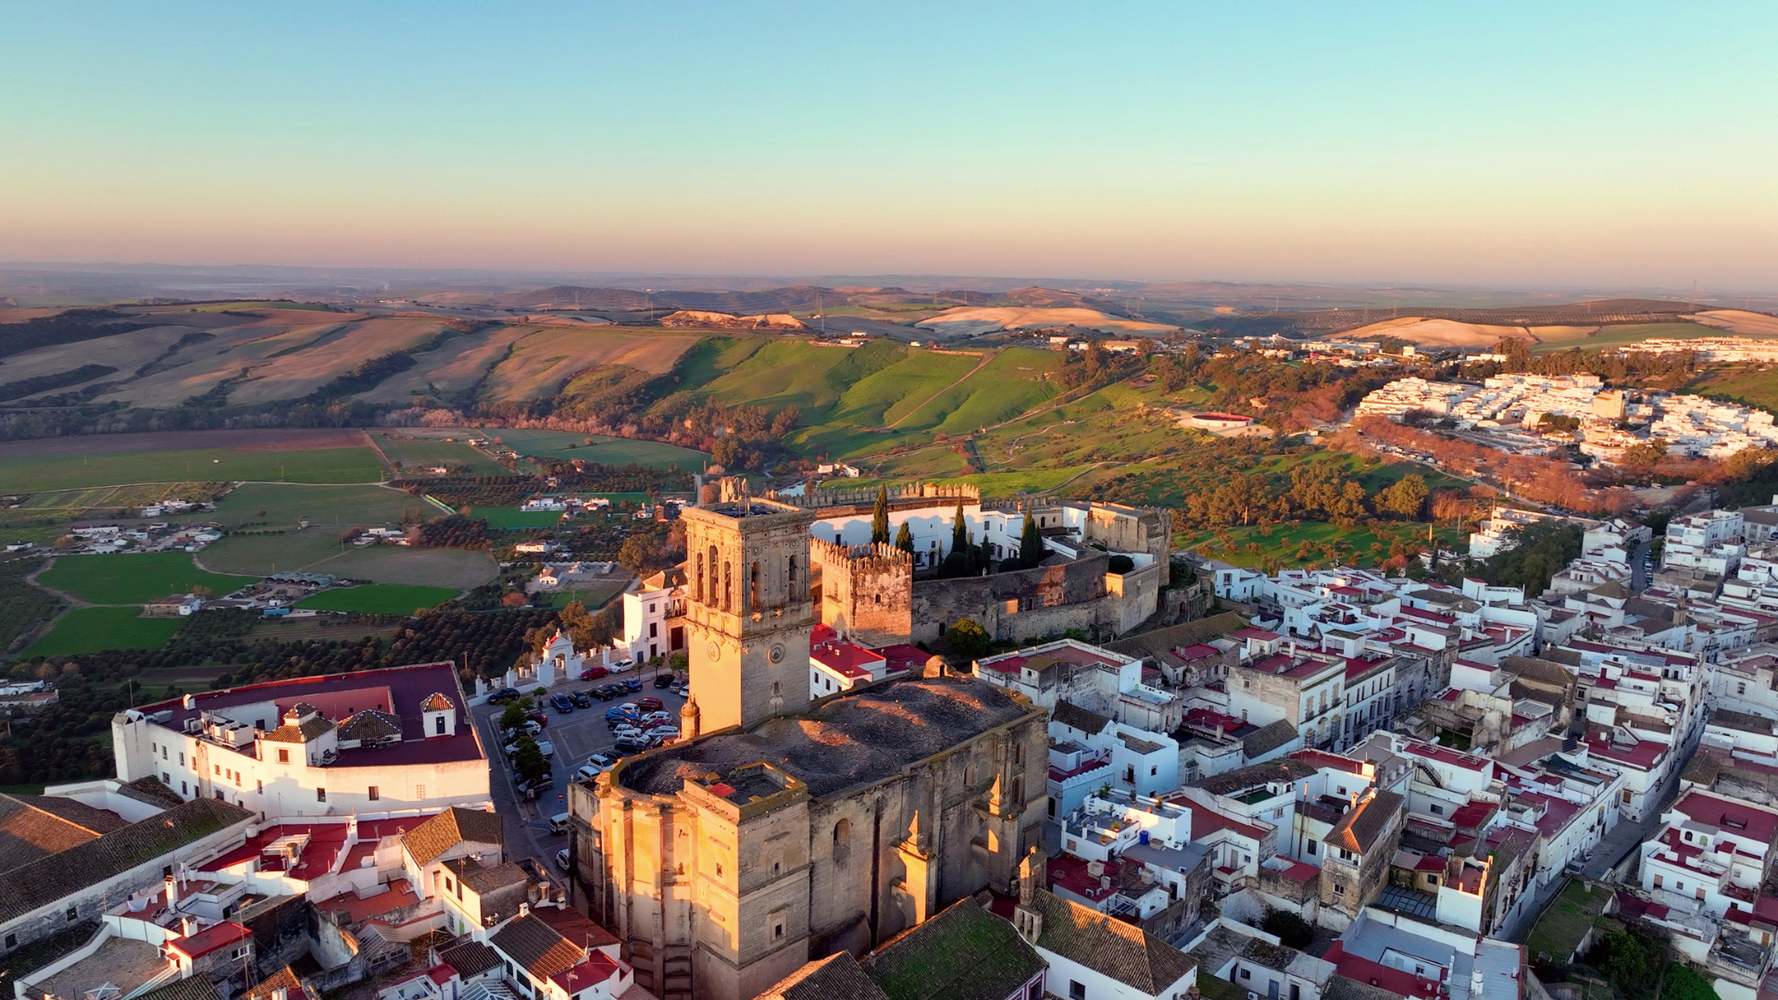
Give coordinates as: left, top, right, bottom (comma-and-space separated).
548, 812, 570, 835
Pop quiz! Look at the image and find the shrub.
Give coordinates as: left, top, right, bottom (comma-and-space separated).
1260, 910, 1313, 949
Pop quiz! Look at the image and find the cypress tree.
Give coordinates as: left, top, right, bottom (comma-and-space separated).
870, 485, 890, 545
1019, 508, 1042, 567
895, 521, 915, 554
951, 497, 968, 557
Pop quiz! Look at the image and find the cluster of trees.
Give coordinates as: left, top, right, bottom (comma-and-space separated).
1346, 415, 1622, 513
618, 395, 799, 472
1466, 339, 1699, 385
1439, 519, 1582, 597
1055, 342, 1144, 389
1151, 347, 1390, 431
1179, 465, 1433, 529
409, 514, 492, 550
616, 522, 686, 575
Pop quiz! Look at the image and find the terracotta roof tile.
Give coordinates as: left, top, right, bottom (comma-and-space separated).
401, 806, 503, 866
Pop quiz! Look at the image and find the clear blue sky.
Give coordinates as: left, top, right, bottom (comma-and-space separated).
3, 1, 1774, 288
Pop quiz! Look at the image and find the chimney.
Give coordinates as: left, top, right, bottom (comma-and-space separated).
182, 694, 196, 710
1470, 965, 1486, 1000
1099, 875, 1111, 890
519, 902, 530, 919
164, 874, 178, 910
1087, 860, 1105, 879
180, 916, 197, 938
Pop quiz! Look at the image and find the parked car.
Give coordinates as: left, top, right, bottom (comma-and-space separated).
640, 710, 672, 725
487, 687, 522, 704
613, 737, 652, 754
638, 697, 663, 712
595, 683, 625, 700
555, 849, 571, 871
526, 710, 550, 728
569, 690, 593, 709
622, 678, 643, 692
670, 679, 689, 696
605, 708, 639, 726
549, 694, 575, 714
609, 658, 634, 672
579, 665, 609, 681
587, 751, 621, 769
505, 738, 555, 758
653, 674, 676, 689
500, 720, 544, 742
573, 762, 606, 782
611, 725, 644, 741
514, 774, 552, 798
646, 726, 680, 741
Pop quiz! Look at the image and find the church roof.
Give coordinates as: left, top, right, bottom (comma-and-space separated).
617, 677, 1042, 799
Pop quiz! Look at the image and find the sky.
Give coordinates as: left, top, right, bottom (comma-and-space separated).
3, 1, 1775, 289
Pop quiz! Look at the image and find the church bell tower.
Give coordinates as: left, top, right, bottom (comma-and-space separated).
679, 494, 818, 732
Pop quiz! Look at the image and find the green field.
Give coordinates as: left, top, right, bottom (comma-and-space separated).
1530, 321, 1755, 354
37, 553, 257, 604
295, 584, 462, 614
0, 447, 385, 493
20, 607, 185, 657
474, 507, 566, 529
541, 580, 630, 609
442, 428, 706, 469
1686, 367, 1778, 413
1175, 519, 1462, 571
210, 483, 432, 529
373, 435, 502, 475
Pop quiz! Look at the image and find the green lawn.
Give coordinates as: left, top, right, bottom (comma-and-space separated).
38, 553, 257, 604
295, 583, 461, 614
474, 507, 566, 529
20, 607, 184, 657
0, 447, 385, 493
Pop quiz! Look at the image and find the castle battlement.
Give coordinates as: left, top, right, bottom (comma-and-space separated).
810, 537, 915, 572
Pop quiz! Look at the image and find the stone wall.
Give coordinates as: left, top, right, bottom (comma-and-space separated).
913, 552, 1112, 643
810, 539, 913, 646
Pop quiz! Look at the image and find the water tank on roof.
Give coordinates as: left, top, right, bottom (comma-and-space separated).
1140, 830, 1150, 845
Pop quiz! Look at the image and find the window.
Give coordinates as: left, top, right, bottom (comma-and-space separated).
1306, 840, 1317, 855
1653, 874, 1663, 888
1427, 875, 1440, 886
715, 862, 724, 877
1334, 884, 1346, 896
277, 748, 290, 764
317, 788, 326, 802
4, 933, 14, 949
181, 781, 188, 795
1241, 970, 1253, 980
649, 622, 658, 638
368, 786, 380, 801
1070, 981, 1087, 1000
162, 772, 171, 785
1622, 789, 1633, 804
66, 906, 78, 922
1740, 683, 1749, 695
256, 780, 262, 794
179, 752, 185, 766
771, 908, 786, 941
215, 765, 221, 775
1429, 804, 1443, 815
161, 746, 167, 760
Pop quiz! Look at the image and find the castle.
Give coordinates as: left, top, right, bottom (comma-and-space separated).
792, 482, 1173, 645
572, 495, 1051, 1000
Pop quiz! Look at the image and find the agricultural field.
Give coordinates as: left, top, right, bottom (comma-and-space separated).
19, 607, 185, 657
410, 427, 707, 470
311, 546, 496, 588
0, 436, 385, 493
371, 434, 501, 475
1529, 322, 1735, 353
474, 325, 704, 403
36, 553, 257, 605
209, 482, 431, 530
295, 583, 461, 614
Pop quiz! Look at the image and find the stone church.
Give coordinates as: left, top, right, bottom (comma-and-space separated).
569, 495, 1051, 1000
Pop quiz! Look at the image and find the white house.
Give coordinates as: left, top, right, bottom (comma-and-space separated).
110, 661, 491, 821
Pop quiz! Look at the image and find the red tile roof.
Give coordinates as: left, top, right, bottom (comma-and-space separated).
811, 640, 886, 679
549, 954, 622, 992
1674, 789, 1778, 846
168, 921, 251, 960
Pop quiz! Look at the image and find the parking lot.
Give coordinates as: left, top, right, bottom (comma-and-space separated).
469, 664, 690, 875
